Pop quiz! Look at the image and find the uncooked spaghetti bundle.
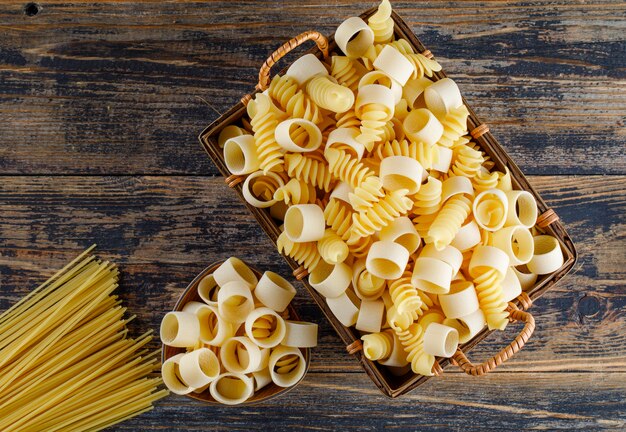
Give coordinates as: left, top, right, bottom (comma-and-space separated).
0, 246, 167, 432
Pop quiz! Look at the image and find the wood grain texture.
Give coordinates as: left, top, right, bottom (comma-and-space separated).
0, 0, 624, 175
0, 0, 624, 430
0, 175, 624, 429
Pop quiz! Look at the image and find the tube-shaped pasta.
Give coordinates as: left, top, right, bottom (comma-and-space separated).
223, 135, 260, 175
366, 240, 410, 280
209, 373, 254, 405
160, 311, 200, 348
422, 323, 459, 358
197, 274, 219, 306
213, 257, 258, 288
218, 125, 246, 148
284, 204, 326, 243
254, 271, 297, 313
220, 336, 263, 374
179, 348, 220, 389
472, 189, 509, 232
282, 321, 318, 348
197, 304, 235, 346
527, 235, 564, 275
269, 346, 307, 388
242, 170, 284, 208
217, 281, 255, 325
244, 307, 287, 349
162, 354, 194, 395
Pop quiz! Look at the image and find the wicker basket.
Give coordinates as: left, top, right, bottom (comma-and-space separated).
198, 6, 577, 398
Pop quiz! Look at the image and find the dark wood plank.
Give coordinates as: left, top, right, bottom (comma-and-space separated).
0, 1, 624, 175
0, 175, 624, 429
118, 372, 626, 431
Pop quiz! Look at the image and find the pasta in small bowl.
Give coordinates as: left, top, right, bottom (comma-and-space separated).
160, 258, 317, 406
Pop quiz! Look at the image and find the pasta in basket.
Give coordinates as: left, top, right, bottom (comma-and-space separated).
218, 0, 565, 378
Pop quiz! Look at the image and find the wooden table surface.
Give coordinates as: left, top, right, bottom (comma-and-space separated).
1, 0, 624, 430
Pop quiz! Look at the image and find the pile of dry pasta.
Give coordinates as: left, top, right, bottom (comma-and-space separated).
218, 0, 565, 376
160, 257, 317, 405
0, 246, 167, 431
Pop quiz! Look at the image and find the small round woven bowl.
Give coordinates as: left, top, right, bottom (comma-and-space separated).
161, 260, 310, 405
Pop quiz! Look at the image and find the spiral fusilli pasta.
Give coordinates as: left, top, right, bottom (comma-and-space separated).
426, 194, 472, 250
331, 56, 365, 93
277, 231, 322, 271
472, 167, 499, 193
388, 39, 442, 79
317, 229, 349, 264
449, 143, 483, 178
285, 152, 334, 192
335, 109, 361, 131
325, 147, 375, 188
437, 105, 470, 148
274, 178, 317, 205
349, 175, 386, 212
357, 103, 394, 152
373, 139, 438, 170
411, 176, 443, 237
306, 75, 355, 113
346, 233, 375, 259
368, 0, 394, 44
248, 94, 284, 173
351, 189, 413, 239
388, 271, 423, 315
473, 268, 508, 330
323, 197, 353, 241
269, 74, 324, 125
361, 331, 393, 361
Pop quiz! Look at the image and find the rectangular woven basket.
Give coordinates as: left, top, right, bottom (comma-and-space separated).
199, 6, 577, 398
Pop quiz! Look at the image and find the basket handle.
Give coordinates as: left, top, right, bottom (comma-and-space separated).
451, 303, 535, 376
257, 31, 330, 91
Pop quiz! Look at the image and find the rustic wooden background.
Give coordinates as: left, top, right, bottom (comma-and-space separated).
1, 0, 624, 430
